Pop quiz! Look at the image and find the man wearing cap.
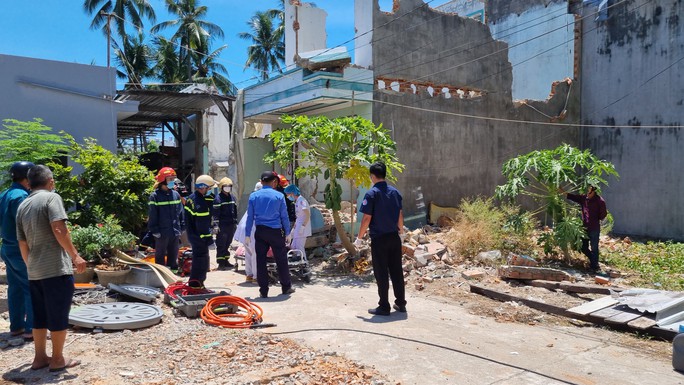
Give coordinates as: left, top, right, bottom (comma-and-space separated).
184, 175, 217, 288
148, 167, 184, 272
355, 162, 407, 316
213, 177, 238, 270
245, 171, 294, 298
0, 161, 35, 340
276, 174, 297, 226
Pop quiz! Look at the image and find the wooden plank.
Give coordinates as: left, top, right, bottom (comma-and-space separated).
469, 284, 677, 341
567, 296, 619, 315
525, 279, 624, 295
627, 316, 658, 330
604, 308, 643, 325
469, 284, 594, 322
589, 306, 624, 319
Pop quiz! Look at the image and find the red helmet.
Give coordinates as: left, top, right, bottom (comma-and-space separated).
278, 174, 289, 187
155, 167, 177, 182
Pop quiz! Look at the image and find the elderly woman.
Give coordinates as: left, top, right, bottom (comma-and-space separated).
283, 185, 311, 259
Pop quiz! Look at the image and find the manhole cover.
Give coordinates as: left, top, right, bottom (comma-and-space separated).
109, 284, 160, 302
69, 303, 163, 330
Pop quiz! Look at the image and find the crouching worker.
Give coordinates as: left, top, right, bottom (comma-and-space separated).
213, 177, 238, 270
185, 175, 218, 288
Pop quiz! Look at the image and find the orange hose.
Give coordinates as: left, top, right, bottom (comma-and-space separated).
200, 296, 264, 328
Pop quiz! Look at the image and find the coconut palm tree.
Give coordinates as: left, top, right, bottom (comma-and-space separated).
238, 11, 285, 81
151, 37, 187, 91
151, 0, 224, 81
113, 33, 154, 89
192, 36, 236, 95
83, 0, 156, 40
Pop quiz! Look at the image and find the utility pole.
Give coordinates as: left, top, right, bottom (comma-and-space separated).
101, 11, 114, 68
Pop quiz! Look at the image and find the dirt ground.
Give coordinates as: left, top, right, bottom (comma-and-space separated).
0, 232, 674, 384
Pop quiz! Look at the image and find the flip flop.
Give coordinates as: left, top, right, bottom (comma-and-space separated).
9, 330, 25, 337
49, 358, 81, 372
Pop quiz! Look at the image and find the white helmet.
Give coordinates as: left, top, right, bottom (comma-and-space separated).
195, 174, 217, 188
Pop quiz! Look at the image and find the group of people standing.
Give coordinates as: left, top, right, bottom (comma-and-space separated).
146, 166, 311, 295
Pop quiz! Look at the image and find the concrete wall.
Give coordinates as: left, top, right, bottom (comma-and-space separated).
580, 0, 684, 239
487, 0, 576, 100
372, 0, 579, 226
0, 54, 118, 152
285, 1, 328, 68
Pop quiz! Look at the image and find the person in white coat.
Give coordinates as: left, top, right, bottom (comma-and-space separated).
233, 182, 262, 282
283, 185, 311, 259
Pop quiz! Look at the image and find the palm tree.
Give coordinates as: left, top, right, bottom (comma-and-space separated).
238, 11, 285, 81
113, 33, 154, 89
188, 38, 235, 95
151, 37, 186, 91
151, 0, 224, 81
83, 0, 156, 40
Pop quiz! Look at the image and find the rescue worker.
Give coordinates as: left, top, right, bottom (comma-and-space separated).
213, 177, 238, 270
185, 175, 217, 288
0, 161, 35, 341
283, 184, 311, 260
276, 174, 297, 227
147, 167, 184, 272
245, 171, 293, 298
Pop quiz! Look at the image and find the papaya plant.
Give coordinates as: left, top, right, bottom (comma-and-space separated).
0, 118, 72, 188
495, 144, 618, 260
265, 115, 404, 255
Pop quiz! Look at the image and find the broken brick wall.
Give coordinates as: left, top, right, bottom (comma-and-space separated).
371, 0, 579, 226
580, 0, 684, 239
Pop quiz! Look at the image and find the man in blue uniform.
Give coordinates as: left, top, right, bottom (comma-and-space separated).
213, 177, 238, 270
0, 161, 35, 339
148, 167, 184, 272
356, 162, 406, 316
245, 171, 293, 298
184, 175, 217, 288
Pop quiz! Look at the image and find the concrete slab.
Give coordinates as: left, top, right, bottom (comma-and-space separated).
203, 266, 682, 385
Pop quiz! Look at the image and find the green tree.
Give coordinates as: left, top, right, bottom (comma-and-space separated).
495, 144, 618, 259
266, 115, 404, 255
151, 0, 224, 81
51, 138, 154, 234
83, 0, 156, 41
151, 36, 187, 91
238, 11, 285, 81
114, 32, 155, 89
192, 36, 237, 95
0, 119, 72, 188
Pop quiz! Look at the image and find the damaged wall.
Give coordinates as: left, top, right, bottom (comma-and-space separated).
372, 0, 579, 226
486, 0, 577, 100
581, 0, 684, 239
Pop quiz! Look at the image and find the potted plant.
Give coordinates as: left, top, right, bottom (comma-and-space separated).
69, 224, 101, 283
70, 214, 137, 286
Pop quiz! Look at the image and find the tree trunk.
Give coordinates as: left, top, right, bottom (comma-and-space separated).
332, 209, 356, 256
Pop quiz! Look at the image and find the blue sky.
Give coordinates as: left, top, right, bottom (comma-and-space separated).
0, 0, 372, 89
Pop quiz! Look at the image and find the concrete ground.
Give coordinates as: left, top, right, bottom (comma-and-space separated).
203, 256, 682, 385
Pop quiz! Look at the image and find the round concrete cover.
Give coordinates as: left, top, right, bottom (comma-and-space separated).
69, 303, 163, 330
109, 284, 160, 302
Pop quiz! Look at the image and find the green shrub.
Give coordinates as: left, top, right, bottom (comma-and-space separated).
69, 210, 137, 263
52, 138, 154, 233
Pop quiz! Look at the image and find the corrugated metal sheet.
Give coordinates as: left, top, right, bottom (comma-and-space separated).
115, 89, 234, 139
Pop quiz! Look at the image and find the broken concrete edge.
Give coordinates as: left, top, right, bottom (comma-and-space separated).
468, 283, 677, 342
497, 265, 574, 282
523, 279, 624, 295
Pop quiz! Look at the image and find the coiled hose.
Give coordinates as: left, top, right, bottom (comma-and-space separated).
200, 296, 264, 328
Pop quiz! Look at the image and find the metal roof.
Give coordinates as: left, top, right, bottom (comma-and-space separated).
115, 89, 235, 139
